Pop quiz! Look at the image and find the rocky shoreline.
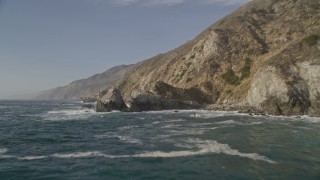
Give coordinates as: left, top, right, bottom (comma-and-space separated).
87, 86, 320, 117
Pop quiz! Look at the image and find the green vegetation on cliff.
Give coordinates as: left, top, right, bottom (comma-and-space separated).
304, 34, 319, 46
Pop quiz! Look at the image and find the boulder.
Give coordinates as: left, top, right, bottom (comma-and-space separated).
94, 88, 127, 112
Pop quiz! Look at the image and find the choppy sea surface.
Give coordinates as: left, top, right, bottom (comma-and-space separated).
0, 100, 319, 179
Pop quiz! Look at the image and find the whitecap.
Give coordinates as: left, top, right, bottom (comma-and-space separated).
249, 122, 263, 125
3, 139, 276, 164
43, 109, 97, 121
95, 133, 143, 144
199, 111, 239, 119
0, 154, 14, 159
199, 127, 219, 130
47, 109, 95, 116
117, 136, 143, 144
0, 148, 14, 159
217, 120, 264, 126
48, 139, 276, 164
52, 151, 106, 158
18, 156, 47, 160
0, 148, 8, 154
299, 116, 320, 123
182, 138, 277, 164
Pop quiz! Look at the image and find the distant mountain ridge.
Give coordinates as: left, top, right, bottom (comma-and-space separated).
34, 65, 135, 100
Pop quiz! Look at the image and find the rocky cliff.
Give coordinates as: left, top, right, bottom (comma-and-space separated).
112, 0, 320, 116
38, 0, 320, 116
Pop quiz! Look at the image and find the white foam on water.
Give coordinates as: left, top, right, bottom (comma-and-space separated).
132, 150, 199, 158
162, 119, 185, 123
1, 139, 276, 164
94, 133, 143, 144
46, 138, 276, 164
43, 109, 97, 121
162, 124, 183, 128
0, 148, 8, 154
0, 106, 8, 109
190, 123, 215, 127
249, 122, 264, 125
117, 136, 143, 144
199, 127, 219, 130
180, 138, 277, 164
199, 111, 239, 119
118, 125, 141, 131
47, 109, 96, 116
0, 148, 15, 159
216, 120, 264, 126
0, 155, 15, 159
52, 151, 106, 158
18, 156, 47, 160
299, 116, 320, 123
144, 110, 180, 114
217, 120, 237, 124
190, 113, 202, 118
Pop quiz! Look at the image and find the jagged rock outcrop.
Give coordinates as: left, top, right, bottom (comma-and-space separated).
95, 88, 127, 112
151, 81, 214, 104
127, 90, 200, 112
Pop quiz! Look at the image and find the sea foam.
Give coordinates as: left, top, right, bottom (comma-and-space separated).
0, 139, 277, 164
49, 138, 277, 164
43, 109, 97, 121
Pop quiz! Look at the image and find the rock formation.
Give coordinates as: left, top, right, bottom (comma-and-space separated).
127, 88, 201, 112
95, 88, 127, 112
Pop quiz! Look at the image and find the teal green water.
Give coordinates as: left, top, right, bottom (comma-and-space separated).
0, 100, 319, 179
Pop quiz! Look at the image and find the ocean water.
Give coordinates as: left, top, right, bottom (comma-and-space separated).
0, 100, 319, 180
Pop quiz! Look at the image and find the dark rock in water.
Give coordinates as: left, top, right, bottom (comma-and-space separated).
128, 91, 200, 112
82, 103, 94, 109
94, 88, 127, 112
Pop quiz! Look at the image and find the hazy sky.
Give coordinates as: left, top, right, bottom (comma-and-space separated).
0, 0, 249, 99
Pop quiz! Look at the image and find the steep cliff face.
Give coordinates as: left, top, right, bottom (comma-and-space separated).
35, 65, 135, 100
247, 36, 320, 115
115, 0, 320, 115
